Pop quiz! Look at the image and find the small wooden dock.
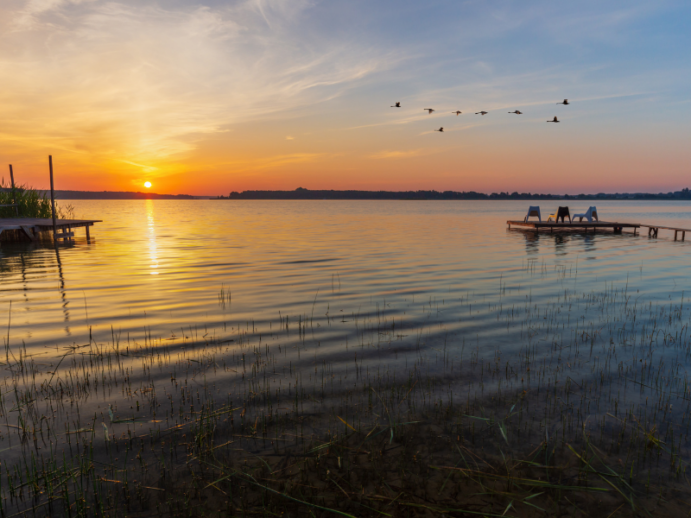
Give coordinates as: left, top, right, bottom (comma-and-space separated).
507, 220, 640, 234
0, 218, 101, 243
642, 225, 688, 241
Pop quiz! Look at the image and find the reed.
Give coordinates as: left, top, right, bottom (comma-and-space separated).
1, 264, 691, 516
0, 180, 73, 219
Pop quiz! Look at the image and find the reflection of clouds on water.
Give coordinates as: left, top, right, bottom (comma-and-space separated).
1, 199, 689, 359
147, 200, 159, 275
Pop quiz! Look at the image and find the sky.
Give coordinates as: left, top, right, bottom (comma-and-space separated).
1, 0, 690, 196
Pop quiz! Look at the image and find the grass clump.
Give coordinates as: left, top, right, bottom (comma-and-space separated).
2, 260, 691, 516
0, 179, 73, 219
0, 179, 52, 218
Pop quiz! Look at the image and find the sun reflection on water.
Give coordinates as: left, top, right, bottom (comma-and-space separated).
146, 199, 159, 275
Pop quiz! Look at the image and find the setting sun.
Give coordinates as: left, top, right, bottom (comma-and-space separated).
144, 181, 152, 188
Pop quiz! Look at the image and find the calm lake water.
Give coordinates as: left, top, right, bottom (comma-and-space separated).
1, 200, 690, 358
2, 200, 691, 516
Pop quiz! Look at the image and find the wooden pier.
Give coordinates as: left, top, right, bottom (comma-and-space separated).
507, 220, 640, 234
1, 158, 102, 244
0, 218, 101, 243
642, 225, 688, 241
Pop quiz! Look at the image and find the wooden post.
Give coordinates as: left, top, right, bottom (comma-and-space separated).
49, 155, 57, 240
9, 165, 19, 216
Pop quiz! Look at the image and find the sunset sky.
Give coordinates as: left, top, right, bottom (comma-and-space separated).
1, 0, 690, 196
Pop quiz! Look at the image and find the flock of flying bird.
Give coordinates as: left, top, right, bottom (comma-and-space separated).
390, 99, 570, 132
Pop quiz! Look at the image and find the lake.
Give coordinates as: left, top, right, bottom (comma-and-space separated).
2, 200, 689, 354
1, 199, 690, 516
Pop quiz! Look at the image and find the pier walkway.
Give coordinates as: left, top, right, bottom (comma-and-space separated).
642, 225, 688, 241
0, 218, 101, 242
507, 220, 640, 234
508, 220, 691, 241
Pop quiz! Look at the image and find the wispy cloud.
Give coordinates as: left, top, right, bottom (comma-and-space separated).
369, 148, 445, 160
217, 152, 330, 172
0, 0, 392, 174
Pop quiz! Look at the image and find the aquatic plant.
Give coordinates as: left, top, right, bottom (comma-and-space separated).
0, 180, 73, 219
1, 263, 691, 516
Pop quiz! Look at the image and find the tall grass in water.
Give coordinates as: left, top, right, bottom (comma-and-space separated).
2, 268, 691, 516
0, 179, 73, 218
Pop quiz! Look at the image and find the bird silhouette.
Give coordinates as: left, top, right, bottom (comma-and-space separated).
475, 111, 488, 115
509, 110, 522, 114
547, 116, 560, 123
391, 102, 401, 108
424, 108, 435, 114
557, 99, 569, 105
435, 127, 444, 132
451, 111, 462, 116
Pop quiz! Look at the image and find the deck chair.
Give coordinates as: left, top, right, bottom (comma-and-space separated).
524, 206, 541, 222
547, 206, 571, 223
573, 206, 598, 222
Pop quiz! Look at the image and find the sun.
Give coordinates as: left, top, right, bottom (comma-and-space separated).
144, 181, 152, 188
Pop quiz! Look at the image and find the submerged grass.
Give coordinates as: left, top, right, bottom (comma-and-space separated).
1, 262, 691, 516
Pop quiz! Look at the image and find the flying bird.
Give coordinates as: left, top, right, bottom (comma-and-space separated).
509, 110, 522, 114
475, 111, 488, 115
547, 116, 560, 123
435, 127, 444, 132
391, 102, 401, 108
451, 111, 462, 116
557, 99, 569, 105
424, 108, 435, 114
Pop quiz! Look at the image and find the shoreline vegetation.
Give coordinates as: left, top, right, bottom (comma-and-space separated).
0, 180, 73, 219
1, 273, 691, 517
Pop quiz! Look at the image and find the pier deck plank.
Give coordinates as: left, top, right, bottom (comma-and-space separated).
507, 220, 640, 233
0, 218, 101, 242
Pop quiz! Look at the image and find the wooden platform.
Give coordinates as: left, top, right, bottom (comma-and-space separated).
507, 220, 640, 234
0, 218, 101, 243
642, 225, 689, 241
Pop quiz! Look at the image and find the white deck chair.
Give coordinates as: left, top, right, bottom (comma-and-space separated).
524, 206, 541, 222
573, 206, 598, 222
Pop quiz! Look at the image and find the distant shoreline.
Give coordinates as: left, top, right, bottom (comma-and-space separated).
217, 187, 691, 201
42, 190, 200, 200
3, 187, 689, 201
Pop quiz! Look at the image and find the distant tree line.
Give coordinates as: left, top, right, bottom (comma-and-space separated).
0, 189, 195, 200
217, 187, 691, 201
30, 190, 197, 200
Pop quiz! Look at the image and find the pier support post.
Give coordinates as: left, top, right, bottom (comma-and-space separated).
49, 155, 57, 241
9, 165, 19, 216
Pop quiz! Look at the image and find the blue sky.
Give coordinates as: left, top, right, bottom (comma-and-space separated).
1, 0, 690, 194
